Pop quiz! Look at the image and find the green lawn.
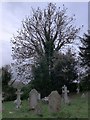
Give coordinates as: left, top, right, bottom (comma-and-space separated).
2, 92, 88, 118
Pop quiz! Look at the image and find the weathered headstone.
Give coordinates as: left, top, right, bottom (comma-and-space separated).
48, 91, 61, 113
81, 93, 85, 98
35, 101, 43, 116
29, 89, 40, 110
14, 89, 23, 109
62, 85, 69, 104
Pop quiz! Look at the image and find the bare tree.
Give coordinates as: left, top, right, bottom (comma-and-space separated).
11, 3, 80, 81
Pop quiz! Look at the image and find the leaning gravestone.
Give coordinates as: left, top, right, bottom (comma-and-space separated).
48, 91, 61, 113
29, 89, 40, 110
62, 85, 70, 104
35, 101, 43, 116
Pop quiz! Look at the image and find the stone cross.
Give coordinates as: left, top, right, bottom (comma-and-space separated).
62, 85, 69, 104
14, 89, 23, 109
76, 87, 80, 94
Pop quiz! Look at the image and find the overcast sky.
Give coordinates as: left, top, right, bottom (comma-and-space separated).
0, 2, 88, 67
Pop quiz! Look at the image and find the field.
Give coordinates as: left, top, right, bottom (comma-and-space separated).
2, 92, 88, 118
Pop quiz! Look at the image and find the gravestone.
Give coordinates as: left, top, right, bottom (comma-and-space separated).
48, 91, 61, 113
35, 101, 43, 116
29, 89, 40, 110
76, 87, 80, 94
81, 93, 85, 98
62, 85, 69, 104
14, 89, 23, 109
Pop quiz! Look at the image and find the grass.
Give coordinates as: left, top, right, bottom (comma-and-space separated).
2, 92, 88, 118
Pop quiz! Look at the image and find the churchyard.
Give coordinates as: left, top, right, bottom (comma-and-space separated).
2, 90, 88, 118
1, 2, 89, 119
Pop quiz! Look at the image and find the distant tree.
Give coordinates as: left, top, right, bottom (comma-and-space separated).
52, 49, 78, 89
79, 33, 90, 90
2, 65, 16, 101
11, 3, 80, 82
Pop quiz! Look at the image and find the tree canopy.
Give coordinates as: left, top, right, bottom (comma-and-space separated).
11, 3, 80, 82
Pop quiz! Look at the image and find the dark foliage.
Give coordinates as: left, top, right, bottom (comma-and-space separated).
31, 50, 78, 97
2, 65, 16, 101
79, 33, 90, 90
